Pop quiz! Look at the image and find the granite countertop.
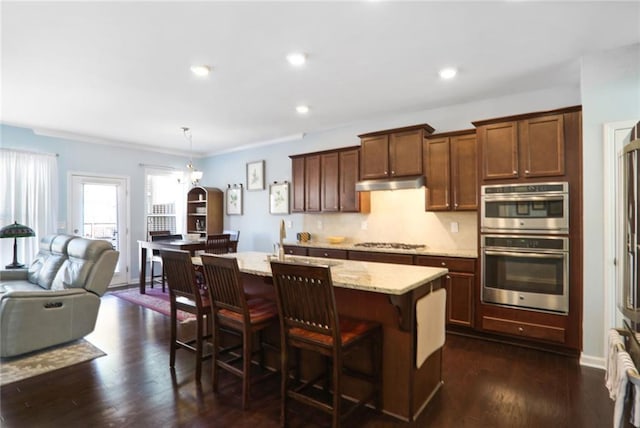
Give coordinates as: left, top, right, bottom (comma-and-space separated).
193, 251, 448, 296
283, 241, 478, 259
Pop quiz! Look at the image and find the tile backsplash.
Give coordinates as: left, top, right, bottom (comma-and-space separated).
301, 188, 478, 252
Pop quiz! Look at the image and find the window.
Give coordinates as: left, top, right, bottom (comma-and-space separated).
145, 168, 187, 239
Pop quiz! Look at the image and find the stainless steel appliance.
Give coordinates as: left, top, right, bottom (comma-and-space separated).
481, 235, 569, 313
481, 182, 569, 234
618, 134, 640, 323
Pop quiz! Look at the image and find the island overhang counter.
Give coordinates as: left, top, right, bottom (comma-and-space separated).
193, 251, 448, 422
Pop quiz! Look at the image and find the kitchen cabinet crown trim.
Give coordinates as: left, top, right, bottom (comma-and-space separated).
358, 123, 435, 138
427, 129, 476, 138
471, 105, 581, 127
289, 145, 360, 159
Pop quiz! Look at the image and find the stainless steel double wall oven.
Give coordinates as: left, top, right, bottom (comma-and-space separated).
480, 182, 570, 313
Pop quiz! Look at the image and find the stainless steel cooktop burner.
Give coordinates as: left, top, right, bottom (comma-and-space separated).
354, 242, 426, 250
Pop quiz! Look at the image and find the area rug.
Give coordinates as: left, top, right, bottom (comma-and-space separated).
111, 287, 196, 322
0, 339, 105, 387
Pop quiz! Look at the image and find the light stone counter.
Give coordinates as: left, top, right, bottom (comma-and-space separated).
283, 241, 478, 259
193, 251, 448, 296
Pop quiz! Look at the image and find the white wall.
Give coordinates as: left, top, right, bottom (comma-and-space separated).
580, 42, 640, 361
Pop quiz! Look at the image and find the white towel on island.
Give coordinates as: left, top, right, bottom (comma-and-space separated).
607, 329, 625, 399
415, 288, 446, 369
613, 350, 640, 428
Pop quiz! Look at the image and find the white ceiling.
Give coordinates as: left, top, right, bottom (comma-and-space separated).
2, 1, 639, 156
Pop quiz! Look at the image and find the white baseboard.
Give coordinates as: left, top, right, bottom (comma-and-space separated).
580, 353, 605, 370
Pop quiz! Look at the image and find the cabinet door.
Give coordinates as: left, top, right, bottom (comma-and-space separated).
389, 129, 423, 177
480, 122, 518, 180
321, 152, 340, 212
339, 149, 361, 212
360, 135, 389, 179
446, 272, 475, 327
291, 157, 305, 212
305, 155, 321, 212
424, 137, 451, 211
519, 114, 565, 178
450, 133, 478, 210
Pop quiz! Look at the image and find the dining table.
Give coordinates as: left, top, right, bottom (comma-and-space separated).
137, 239, 207, 294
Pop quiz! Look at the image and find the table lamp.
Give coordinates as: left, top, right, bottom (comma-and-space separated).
0, 221, 35, 269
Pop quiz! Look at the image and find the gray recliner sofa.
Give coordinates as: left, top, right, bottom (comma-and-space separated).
0, 234, 119, 358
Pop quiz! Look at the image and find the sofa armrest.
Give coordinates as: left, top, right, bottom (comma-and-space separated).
1, 288, 86, 299
0, 270, 29, 281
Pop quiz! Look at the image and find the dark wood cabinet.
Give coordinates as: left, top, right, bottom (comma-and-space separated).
283, 245, 307, 256
305, 154, 321, 212
291, 147, 369, 213
308, 248, 348, 259
186, 186, 223, 237
475, 112, 566, 181
321, 152, 340, 212
424, 130, 477, 211
359, 124, 434, 180
291, 157, 305, 212
415, 255, 476, 328
348, 251, 414, 265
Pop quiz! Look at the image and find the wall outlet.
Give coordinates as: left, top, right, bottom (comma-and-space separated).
317, 220, 323, 230
286, 220, 292, 228
361, 221, 368, 230
450, 222, 459, 233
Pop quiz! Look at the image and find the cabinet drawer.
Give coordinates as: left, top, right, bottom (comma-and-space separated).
283, 245, 307, 256
415, 256, 476, 273
308, 248, 348, 259
482, 316, 565, 344
348, 251, 414, 265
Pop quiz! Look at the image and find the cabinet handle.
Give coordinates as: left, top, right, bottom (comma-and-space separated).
512, 170, 517, 175
524, 170, 530, 174
441, 262, 446, 266
446, 275, 451, 280
391, 170, 395, 175
518, 327, 524, 333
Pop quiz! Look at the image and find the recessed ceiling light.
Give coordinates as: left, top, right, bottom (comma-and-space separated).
287, 52, 307, 67
439, 67, 457, 80
296, 105, 310, 114
190, 64, 211, 76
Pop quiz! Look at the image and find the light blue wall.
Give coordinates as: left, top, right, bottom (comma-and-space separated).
580, 42, 640, 359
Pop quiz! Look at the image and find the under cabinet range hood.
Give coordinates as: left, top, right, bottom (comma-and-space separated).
355, 175, 426, 192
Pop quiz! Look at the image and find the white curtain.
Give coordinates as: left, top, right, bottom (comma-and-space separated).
0, 149, 58, 267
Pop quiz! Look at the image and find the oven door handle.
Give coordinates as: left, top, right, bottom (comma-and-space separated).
483, 250, 566, 259
483, 195, 565, 202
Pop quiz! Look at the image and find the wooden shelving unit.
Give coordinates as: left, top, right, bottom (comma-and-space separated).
186, 186, 223, 237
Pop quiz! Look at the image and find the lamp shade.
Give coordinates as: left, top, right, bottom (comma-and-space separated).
0, 222, 35, 238
1, 221, 35, 269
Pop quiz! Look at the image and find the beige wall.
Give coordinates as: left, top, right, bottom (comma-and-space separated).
301, 188, 478, 252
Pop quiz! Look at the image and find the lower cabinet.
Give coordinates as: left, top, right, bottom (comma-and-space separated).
348, 251, 414, 265
308, 248, 348, 259
283, 245, 307, 256
415, 256, 476, 328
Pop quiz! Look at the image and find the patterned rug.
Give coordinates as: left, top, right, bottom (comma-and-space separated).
0, 339, 105, 386
110, 287, 196, 322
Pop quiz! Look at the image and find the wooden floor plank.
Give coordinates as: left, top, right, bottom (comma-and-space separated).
1, 292, 614, 427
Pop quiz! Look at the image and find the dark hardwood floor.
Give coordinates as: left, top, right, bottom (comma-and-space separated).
1, 292, 613, 427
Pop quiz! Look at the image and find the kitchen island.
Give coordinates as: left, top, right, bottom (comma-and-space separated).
193, 251, 448, 422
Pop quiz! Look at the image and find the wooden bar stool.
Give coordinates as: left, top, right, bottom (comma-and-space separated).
160, 249, 212, 382
200, 254, 279, 410
270, 261, 383, 428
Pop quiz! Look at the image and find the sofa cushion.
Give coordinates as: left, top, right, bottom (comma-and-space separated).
51, 238, 114, 290
0, 280, 45, 294
28, 235, 74, 288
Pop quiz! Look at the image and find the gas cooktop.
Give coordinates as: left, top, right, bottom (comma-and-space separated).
354, 242, 426, 250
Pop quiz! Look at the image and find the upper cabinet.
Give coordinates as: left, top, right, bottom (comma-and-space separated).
359, 124, 434, 180
290, 147, 370, 213
474, 110, 571, 182
424, 130, 477, 211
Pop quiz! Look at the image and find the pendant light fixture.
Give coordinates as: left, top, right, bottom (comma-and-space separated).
183, 126, 203, 185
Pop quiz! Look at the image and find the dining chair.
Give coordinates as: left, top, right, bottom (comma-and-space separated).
270, 261, 383, 428
205, 233, 231, 254
223, 229, 240, 252
150, 233, 182, 292
200, 254, 279, 409
160, 249, 212, 382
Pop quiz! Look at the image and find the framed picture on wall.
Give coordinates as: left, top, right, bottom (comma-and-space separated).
246, 160, 265, 191
269, 182, 290, 214
226, 185, 243, 215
